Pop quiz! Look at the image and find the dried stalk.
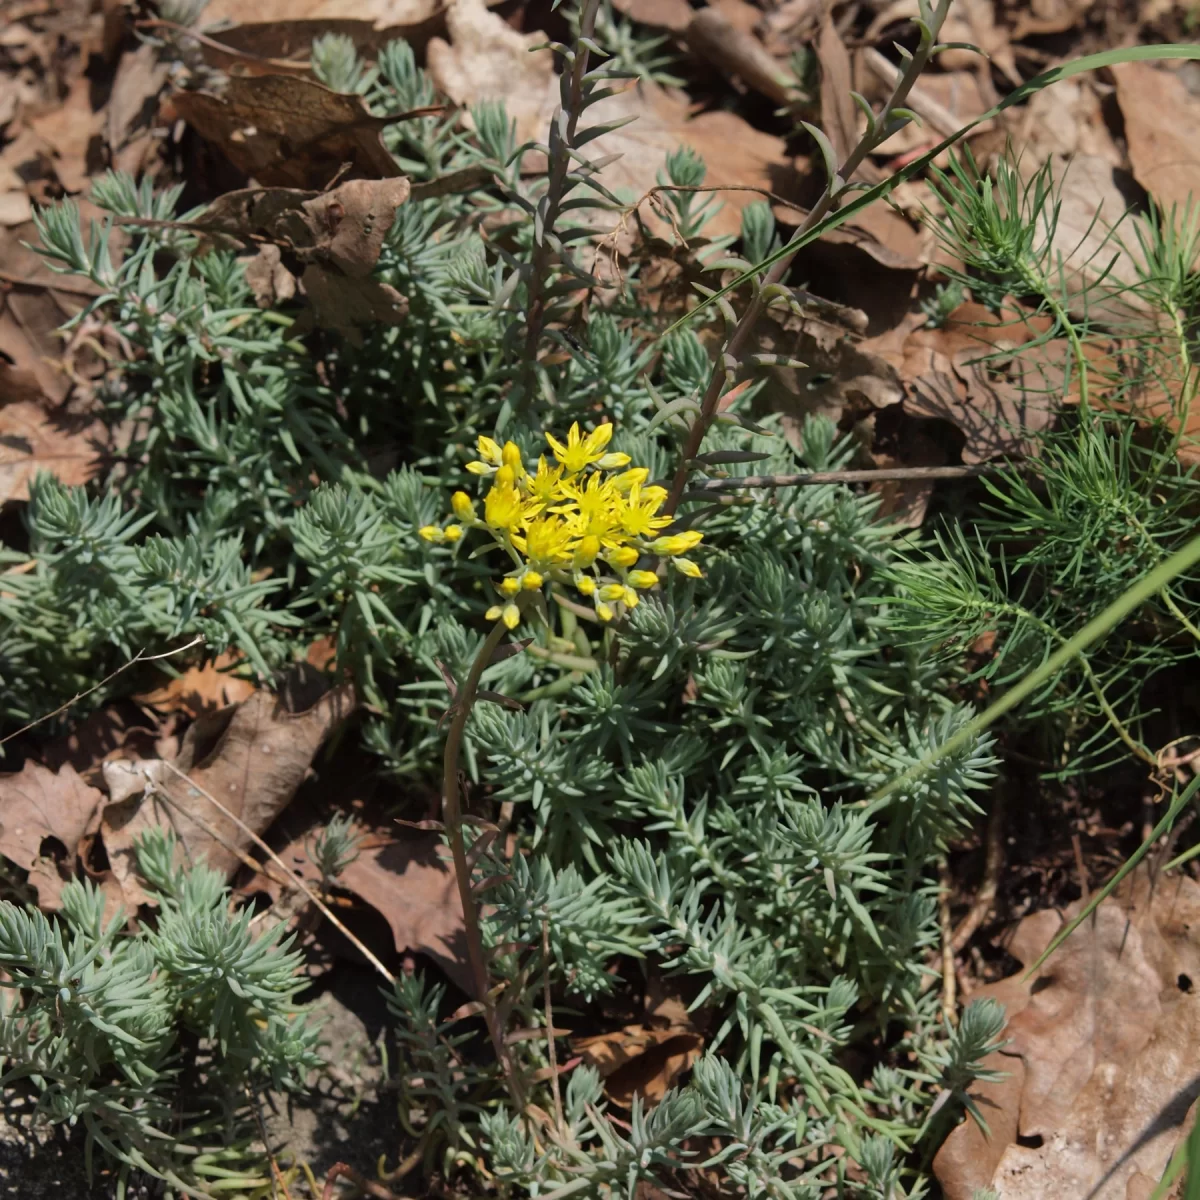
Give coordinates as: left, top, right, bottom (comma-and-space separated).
663, 0, 954, 517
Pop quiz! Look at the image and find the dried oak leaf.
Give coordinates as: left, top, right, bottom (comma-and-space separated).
0, 760, 104, 910
134, 653, 258, 718
1112, 62, 1200, 225
935, 869, 1200, 1200
100, 683, 357, 907
268, 821, 469, 992
574, 996, 703, 1106
427, 0, 555, 146
0, 396, 105, 503
871, 301, 1060, 463
199, 177, 413, 335
172, 75, 402, 190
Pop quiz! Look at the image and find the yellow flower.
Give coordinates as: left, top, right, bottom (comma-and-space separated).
499, 576, 521, 596
673, 557, 702, 578
596, 603, 615, 622
612, 467, 649, 493
556, 472, 619, 539
486, 602, 522, 629
622, 587, 639, 607
525, 456, 563, 512
576, 575, 596, 596
502, 440, 525, 476
599, 584, 626, 602
573, 534, 601, 569
444, 524, 463, 542
484, 475, 524, 533
418, 525, 442, 542
520, 516, 577, 566
522, 571, 544, 590
605, 545, 639, 569
619, 483, 672, 539
468, 434, 505, 475
648, 530, 704, 556
451, 491, 476, 522
627, 570, 659, 589
545, 422, 616, 474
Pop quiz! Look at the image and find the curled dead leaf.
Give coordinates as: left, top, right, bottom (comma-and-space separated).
0, 760, 104, 910
574, 996, 703, 1106
173, 75, 402, 189
100, 681, 357, 907
935, 868, 1200, 1200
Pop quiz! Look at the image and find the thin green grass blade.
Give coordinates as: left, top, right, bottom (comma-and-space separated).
664, 42, 1200, 338
873, 531, 1200, 808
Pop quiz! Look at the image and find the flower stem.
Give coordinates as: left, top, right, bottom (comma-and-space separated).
441, 616, 526, 1105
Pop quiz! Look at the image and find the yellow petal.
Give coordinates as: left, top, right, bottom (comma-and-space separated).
585, 423, 614, 452
522, 571, 544, 590
596, 452, 631, 470
596, 603, 614, 622
599, 583, 625, 602
502, 603, 521, 630
622, 587, 638, 607
451, 491, 475, 521
576, 575, 596, 596
500, 576, 521, 596
478, 435, 502, 464
627, 570, 659, 589
673, 557, 702, 578
573, 534, 601, 568
612, 468, 649, 492
444, 524, 463, 542
418, 525, 443, 542
486, 605, 503, 620
466, 460, 492, 476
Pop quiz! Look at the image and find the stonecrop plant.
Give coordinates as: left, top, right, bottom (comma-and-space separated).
4, 0, 1198, 1196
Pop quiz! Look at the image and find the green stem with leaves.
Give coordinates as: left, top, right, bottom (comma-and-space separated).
662, 0, 952, 516
441, 615, 526, 1107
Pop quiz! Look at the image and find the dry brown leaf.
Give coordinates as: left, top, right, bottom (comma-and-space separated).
1113, 62, 1200, 221
426, 0, 555, 146
1011, 78, 1121, 169
874, 301, 1060, 463
1010, 0, 1100, 38
267, 812, 469, 992
173, 75, 402, 189
816, 14, 857, 167
0, 760, 104, 910
1032, 154, 1152, 327
100, 683, 357, 906
935, 869, 1200, 1200
199, 177, 413, 334
609, 0, 692, 32
580, 80, 794, 244
27, 73, 99, 193
134, 653, 258, 718
201, 0, 443, 27
0, 397, 104, 503
104, 42, 170, 161
574, 996, 703, 1106
685, 9, 791, 107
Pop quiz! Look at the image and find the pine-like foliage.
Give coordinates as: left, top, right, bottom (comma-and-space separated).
0, 830, 319, 1195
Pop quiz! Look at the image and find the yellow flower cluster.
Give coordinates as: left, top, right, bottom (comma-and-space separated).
420, 422, 703, 629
